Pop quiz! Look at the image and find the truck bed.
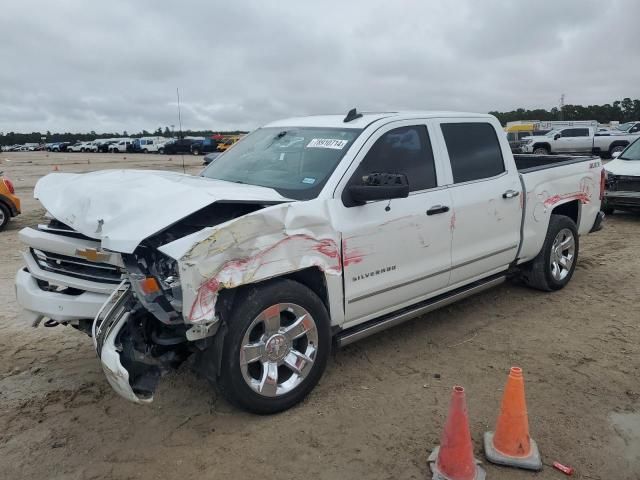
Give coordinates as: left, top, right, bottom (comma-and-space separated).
514, 154, 597, 173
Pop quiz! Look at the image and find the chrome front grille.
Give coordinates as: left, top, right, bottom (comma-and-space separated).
31, 248, 123, 284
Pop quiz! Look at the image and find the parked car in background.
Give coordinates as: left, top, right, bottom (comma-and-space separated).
16, 110, 604, 413
0, 172, 20, 231
67, 142, 95, 152
130, 137, 169, 153
520, 126, 638, 157
191, 138, 219, 156
159, 137, 202, 154
97, 140, 117, 152
202, 151, 220, 165
217, 137, 240, 152
109, 139, 133, 153
47, 142, 71, 152
611, 121, 640, 134
602, 137, 640, 214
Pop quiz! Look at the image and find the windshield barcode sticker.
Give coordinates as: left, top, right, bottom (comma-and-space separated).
307, 138, 349, 149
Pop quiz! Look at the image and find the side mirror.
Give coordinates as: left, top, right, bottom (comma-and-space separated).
347, 172, 410, 206
612, 151, 621, 158
554, 134, 561, 140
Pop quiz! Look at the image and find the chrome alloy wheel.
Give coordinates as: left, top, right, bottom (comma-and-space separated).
0, 207, 5, 226
240, 303, 318, 397
550, 228, 575, 281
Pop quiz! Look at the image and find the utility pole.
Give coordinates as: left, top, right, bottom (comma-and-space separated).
559, 94, 565, 121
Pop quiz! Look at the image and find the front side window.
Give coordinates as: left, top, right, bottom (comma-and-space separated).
351, 125, 437, 192
441, 122, 505, 183
201, 127, 361, 200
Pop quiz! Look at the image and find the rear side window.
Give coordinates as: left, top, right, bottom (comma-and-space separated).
441, 123, 505, 183
353, 125, 437, 192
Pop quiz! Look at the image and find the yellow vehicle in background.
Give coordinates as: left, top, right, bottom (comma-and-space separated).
504, 123, 551, 152
217, 135, 242, 152
0, 172, 21, 231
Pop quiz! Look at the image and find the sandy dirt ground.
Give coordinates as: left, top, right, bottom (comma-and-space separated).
0, 151, 638, 480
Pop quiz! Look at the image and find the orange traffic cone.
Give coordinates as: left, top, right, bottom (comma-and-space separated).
483, 367, 542, 471
428, 386, 486, 480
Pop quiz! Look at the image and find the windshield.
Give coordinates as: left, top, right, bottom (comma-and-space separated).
619, 138, 640, 161
545, 129, 560, 137
616, 122, 633, 132
201, 127, 361, 200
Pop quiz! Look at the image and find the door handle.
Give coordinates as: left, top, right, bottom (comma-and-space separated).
502, 190, 520, 199
426, 205, 450, 215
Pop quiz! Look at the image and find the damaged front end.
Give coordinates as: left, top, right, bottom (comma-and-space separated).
93, 281, 195, 403
91, 201, 285, 403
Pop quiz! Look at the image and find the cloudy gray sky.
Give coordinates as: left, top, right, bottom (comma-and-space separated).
1, 0, 639, 133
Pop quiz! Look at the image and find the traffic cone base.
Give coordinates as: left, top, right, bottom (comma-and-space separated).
483, 431, 542, 471
428, 447, 486, 480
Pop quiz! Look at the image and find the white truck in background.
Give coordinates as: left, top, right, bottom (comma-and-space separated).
15, 110, 604, 414
521, 126, 639, 157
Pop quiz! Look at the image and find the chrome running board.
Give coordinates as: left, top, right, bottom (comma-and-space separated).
335, 275, 506, 347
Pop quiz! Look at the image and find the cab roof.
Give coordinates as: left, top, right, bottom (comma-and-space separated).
264, 111, 495, 129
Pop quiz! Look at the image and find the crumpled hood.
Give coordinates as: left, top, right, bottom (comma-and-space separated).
605, 159, 640, 177
35, 169, 288, 253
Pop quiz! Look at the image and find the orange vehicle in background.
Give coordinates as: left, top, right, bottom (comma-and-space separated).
0, 172, 20, 231
216, 135, 242, 152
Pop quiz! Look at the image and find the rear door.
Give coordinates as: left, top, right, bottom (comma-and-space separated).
336, 121, 453, 325
436, 120, 521, 286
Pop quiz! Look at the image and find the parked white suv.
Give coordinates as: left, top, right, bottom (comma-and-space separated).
16, 110, 604, 413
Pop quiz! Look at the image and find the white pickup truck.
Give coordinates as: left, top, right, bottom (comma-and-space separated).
521, 126, 639, 158
15, 110, 605, 413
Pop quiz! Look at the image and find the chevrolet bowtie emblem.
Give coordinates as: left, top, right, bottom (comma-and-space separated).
75, 248, 110, 263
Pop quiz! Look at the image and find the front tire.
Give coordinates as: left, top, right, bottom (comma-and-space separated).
0, 203, 9, 231
533, 146, 550, 155
217, 279, 331, 414
521, 214, 579, 291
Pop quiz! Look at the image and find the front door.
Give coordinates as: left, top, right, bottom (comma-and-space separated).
334, 121, 453, 326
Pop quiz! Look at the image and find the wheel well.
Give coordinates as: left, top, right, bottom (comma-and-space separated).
532, 142, 550, 151
215, 267, 330, 321
551, 200, 580, 225
609, 141, 628, 151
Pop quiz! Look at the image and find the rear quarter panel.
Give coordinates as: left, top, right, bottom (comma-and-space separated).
518, 158, 602, 262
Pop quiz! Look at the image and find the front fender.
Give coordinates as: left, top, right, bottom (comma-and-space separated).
159, 200, 342, 324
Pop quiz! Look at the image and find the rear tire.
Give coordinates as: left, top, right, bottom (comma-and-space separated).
217, 279, 331, 414
521, 214, 579, 291
609, 144, 626, 157
0, 203, 10, 231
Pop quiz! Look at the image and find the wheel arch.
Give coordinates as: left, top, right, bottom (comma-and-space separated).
217, 267, 331, 322
550, 199, 581, 228
532, 142, 551, 151
608, 140, 629, 153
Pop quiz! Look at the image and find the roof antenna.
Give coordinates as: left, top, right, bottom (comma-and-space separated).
343, 108, 363, 123
176, 87, 185, 174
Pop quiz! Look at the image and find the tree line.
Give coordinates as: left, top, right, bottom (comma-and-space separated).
2, 97, 640, 146
490, 97, 640, 126
0, 127, 248, 147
